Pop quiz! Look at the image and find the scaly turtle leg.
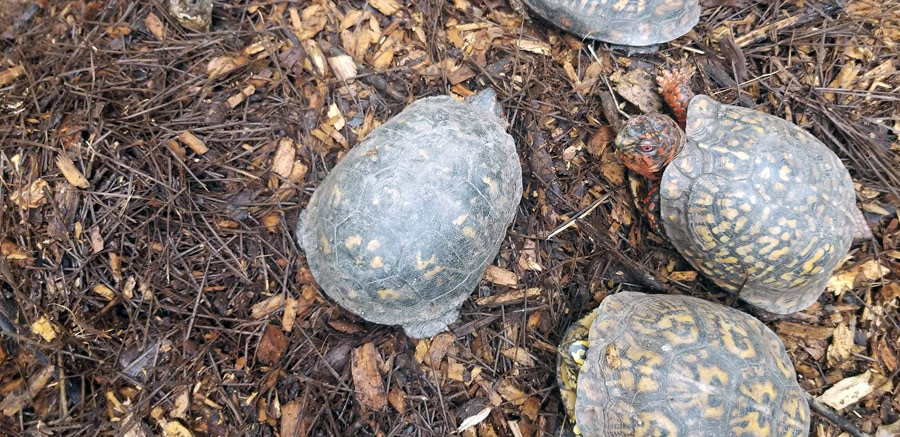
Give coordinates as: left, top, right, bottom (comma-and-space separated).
557, 309, 600, 436
656, 68, 695, 129
627, 173, 665, 236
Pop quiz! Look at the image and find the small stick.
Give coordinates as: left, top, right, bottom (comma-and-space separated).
804, 393, 871, 437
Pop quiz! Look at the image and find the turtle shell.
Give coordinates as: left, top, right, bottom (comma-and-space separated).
660, 95, 860, 314
572, 292, 810, 436
522, 0, 700, 46
296, 93, 522, 338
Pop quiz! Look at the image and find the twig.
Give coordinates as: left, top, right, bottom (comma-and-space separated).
804, 393, 872, 437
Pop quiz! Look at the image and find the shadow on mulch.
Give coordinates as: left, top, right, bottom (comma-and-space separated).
0, 0, 898, 436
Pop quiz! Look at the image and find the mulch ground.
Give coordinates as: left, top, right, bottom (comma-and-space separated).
1, 0, 899, 436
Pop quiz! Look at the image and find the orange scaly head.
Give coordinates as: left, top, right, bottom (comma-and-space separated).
614, 114, 684, 180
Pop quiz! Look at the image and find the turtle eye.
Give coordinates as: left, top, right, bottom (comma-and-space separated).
640, 144, 655, 153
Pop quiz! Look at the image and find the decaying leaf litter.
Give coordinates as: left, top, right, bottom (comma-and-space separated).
0, 0, 898, 435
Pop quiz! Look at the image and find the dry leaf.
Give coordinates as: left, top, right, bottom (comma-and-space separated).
55, 154, 90, 188
145, 12, 165, 40
11, 179, 49, 209
226, 85, 256, 108
293, 4, 327, 40
31, 317, 58, 342
501, 347, 536, 367
817, 369, 893, 410
251, 295, 285, 319
257, 325, 288, 365
483, 265, 518, 287
611, 68, 663, 114
881, 282, 900, 302
351, 342, 387, 411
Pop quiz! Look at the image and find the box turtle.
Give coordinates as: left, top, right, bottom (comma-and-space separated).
613, 69, 872, 314
517, 0, 700, 47
296, 89, 522, 339
557, 292, 810, 436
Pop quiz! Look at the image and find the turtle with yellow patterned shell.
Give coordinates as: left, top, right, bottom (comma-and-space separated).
556, 291, 810, 436
296, 89, 522, 338
613, 69, 871, 315
519, 0, 701, 47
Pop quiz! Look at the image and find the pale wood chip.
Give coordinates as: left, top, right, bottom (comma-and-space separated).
0, 65, 25, 87
144, 12, 165, 40
272, 138, 296, 177
387, 387, 407, 413
177, 131, 209, 155
251, 294, 284, 319
476, 288, 541, 307
501, 347, 536, 367
482, 265, 518, 287
817, 369, 893, 410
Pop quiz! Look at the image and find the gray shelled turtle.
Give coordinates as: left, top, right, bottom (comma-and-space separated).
296, 89, 522, 338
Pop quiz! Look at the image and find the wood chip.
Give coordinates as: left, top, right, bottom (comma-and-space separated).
272, 138, 296, 178
0, 65, 25, 87
90, 226, 104, 253
387, 387, 407, 413
0, 365, 55, 416
207, 55, 249, 79
144, 12, 165, 40
475, 288, 541, 307
775, 322, 834, 339
251, 294, 285, 320
351, 342, 387, 411
171, 387, 190, 419
328, 55, 357, 82
31, 317, 58, 342
55, 154, 90, 188
281, 399, 306, 437
177, 131, 209, 155
457, 406, 491, 433
501, 347, 536, 367
483, 265, 518, 287
368, 0, 400, 15
826, 322, 853, 365
262, 213, 281, 233
817, 369, 893, 410
426, 332, 455, 367
226, 85, 256, 108
256, 325, 288, 365
515, 39, 551, 55
160, 420, 194, 437
93, 284, 116, 300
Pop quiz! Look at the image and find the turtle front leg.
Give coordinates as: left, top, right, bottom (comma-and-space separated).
657, 68, 694, 129
628, 172, 665, 236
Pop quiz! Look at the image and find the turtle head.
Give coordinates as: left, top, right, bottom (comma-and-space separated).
465, 88, 505, 119
614, 113, 684, 179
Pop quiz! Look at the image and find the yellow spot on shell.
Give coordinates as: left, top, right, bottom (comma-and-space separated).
482, 176, 496, 194
767, 246, 789, 261
452, 214, 468, 226
370, 256, 384, 268
377, 289, 400, 300
345, 235, 362, 249
722, 208, 739, 220
320, 234, 331, 255
802, 248, 826, 273
367, 240, 380, 251
462, 227, 476, 237
331, 186, 342, 206
779, 166, 791, 180
424, 266, 444, 279
416, 253, 435, 270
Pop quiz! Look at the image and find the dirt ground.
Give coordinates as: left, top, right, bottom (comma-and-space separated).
0, 0, 898, 436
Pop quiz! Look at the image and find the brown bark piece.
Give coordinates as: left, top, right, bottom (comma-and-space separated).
351, 342, 387, 411
256, 325, 288, 365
